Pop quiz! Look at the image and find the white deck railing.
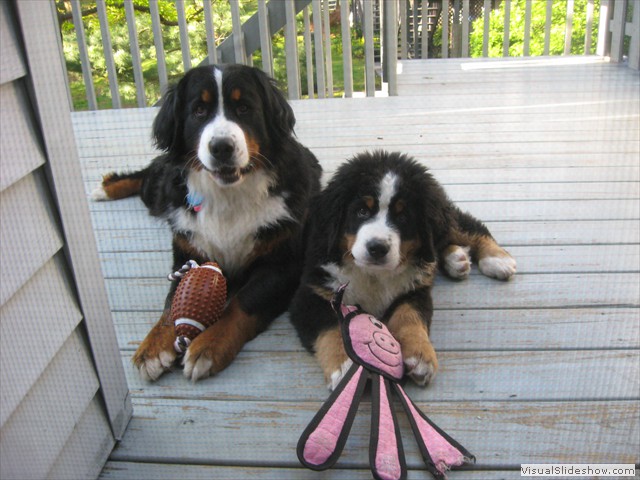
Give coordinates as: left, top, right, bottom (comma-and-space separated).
60, 0, 639, 110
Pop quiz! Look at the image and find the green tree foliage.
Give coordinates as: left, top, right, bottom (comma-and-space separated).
58, 0, 372, 110
469, 0, 600, 57
57, 0, 368, 109
57, 0, 257, 109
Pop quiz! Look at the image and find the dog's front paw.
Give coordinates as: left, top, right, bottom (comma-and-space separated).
443, 245, 471, 280
182, 325, 241, 382
314, 326, 352, 390
132, 321, 177, 381
182, 348, 213, 382
328, 359, 354, 390
135, 350, 176, 381
479, 253, 517, 280
182, 333, 220, 382
403, 342, 439, 387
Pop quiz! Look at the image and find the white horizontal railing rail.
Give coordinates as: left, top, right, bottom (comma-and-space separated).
59, 0, 638, 111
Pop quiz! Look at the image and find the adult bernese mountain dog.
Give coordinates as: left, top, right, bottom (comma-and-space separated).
289, 150, 515, 390
94, 64, 321, 382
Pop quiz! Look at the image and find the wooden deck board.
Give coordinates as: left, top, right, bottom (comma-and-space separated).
70, 58, 640, 478
98, 244, 640, 280
117, 349, 640, 402
103, 273, 640, 312
105, 399, 638, 467
99, 462, 530, 480
113, 307, 640, 354
89, 200, 639, 231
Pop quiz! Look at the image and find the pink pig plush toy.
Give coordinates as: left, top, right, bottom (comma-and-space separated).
297, 285, 474, 480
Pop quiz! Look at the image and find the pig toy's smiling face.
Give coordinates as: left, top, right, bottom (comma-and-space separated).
346, 312, 404, 381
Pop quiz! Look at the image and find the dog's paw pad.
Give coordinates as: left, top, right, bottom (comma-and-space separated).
137, 353, 174, 382
328, 359, 354, 391
404, 355, 437, 387
444, 246, 471, 279
182, 350, 213, 382
158, 350, 175, 368
479, 255, 517, 280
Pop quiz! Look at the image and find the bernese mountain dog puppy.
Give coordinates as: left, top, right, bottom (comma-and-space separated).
289, 150, 515, 390
94, 64, 321, 382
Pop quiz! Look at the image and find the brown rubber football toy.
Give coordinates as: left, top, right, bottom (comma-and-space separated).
170, 261, 227, 354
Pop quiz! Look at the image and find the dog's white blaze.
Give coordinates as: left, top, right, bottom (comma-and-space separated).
378, 171, 397, 208
351, 172, 401, 271
196, 68, 250, 172
214, 68, 224, 114
170, 168, 293, 277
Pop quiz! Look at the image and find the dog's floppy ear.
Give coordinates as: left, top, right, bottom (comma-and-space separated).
310, 179, 350, 259
152, 81, 183, 153
398, 167, 449, 266
416, 227, 438, 265
417, 183, 453, 264
252, 68, 296, 139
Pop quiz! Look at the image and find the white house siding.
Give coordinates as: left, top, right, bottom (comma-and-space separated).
0, 2, 130, 479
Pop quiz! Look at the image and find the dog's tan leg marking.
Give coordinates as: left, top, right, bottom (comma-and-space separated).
442, 244, 471, 280
314, 326, 352, 390
450, 229, 517, 280
131, 310, 177, 381
387, 304, 438, 387
183, 298, 261, 382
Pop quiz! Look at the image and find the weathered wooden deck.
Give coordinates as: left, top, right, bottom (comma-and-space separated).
74, 57, 639, 479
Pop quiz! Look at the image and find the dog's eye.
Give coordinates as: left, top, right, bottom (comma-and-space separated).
194, 106, 208, 118
236, 105, 249, 116
357, 208, 370, 219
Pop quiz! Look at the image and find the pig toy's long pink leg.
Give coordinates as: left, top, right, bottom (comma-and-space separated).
297, 363, 368, 470
370, 375, 406, 480
393, 383, 475, 478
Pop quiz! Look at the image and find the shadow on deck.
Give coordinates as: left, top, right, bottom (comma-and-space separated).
73, 57, 639, 479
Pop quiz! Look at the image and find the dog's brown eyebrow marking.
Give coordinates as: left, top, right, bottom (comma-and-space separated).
231, 88, 242, 101
362, 195, 375, 210
201, 90, 213, 103
394, 199, 406, 213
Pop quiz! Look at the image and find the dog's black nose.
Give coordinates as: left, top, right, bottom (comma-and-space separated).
366, 239, 390, 260
209, 138, 235, 163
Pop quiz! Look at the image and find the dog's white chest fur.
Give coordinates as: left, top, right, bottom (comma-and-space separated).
171, 169, 292, 276
321, 262, 434, 318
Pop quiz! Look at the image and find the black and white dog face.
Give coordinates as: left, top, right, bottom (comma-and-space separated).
193, 67, 254, 181
344, 171, 421, 272
311, 151, 447, 280
153, 64, 295, 187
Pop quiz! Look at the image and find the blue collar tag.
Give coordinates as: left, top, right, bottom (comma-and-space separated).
186, 192, 204, 212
